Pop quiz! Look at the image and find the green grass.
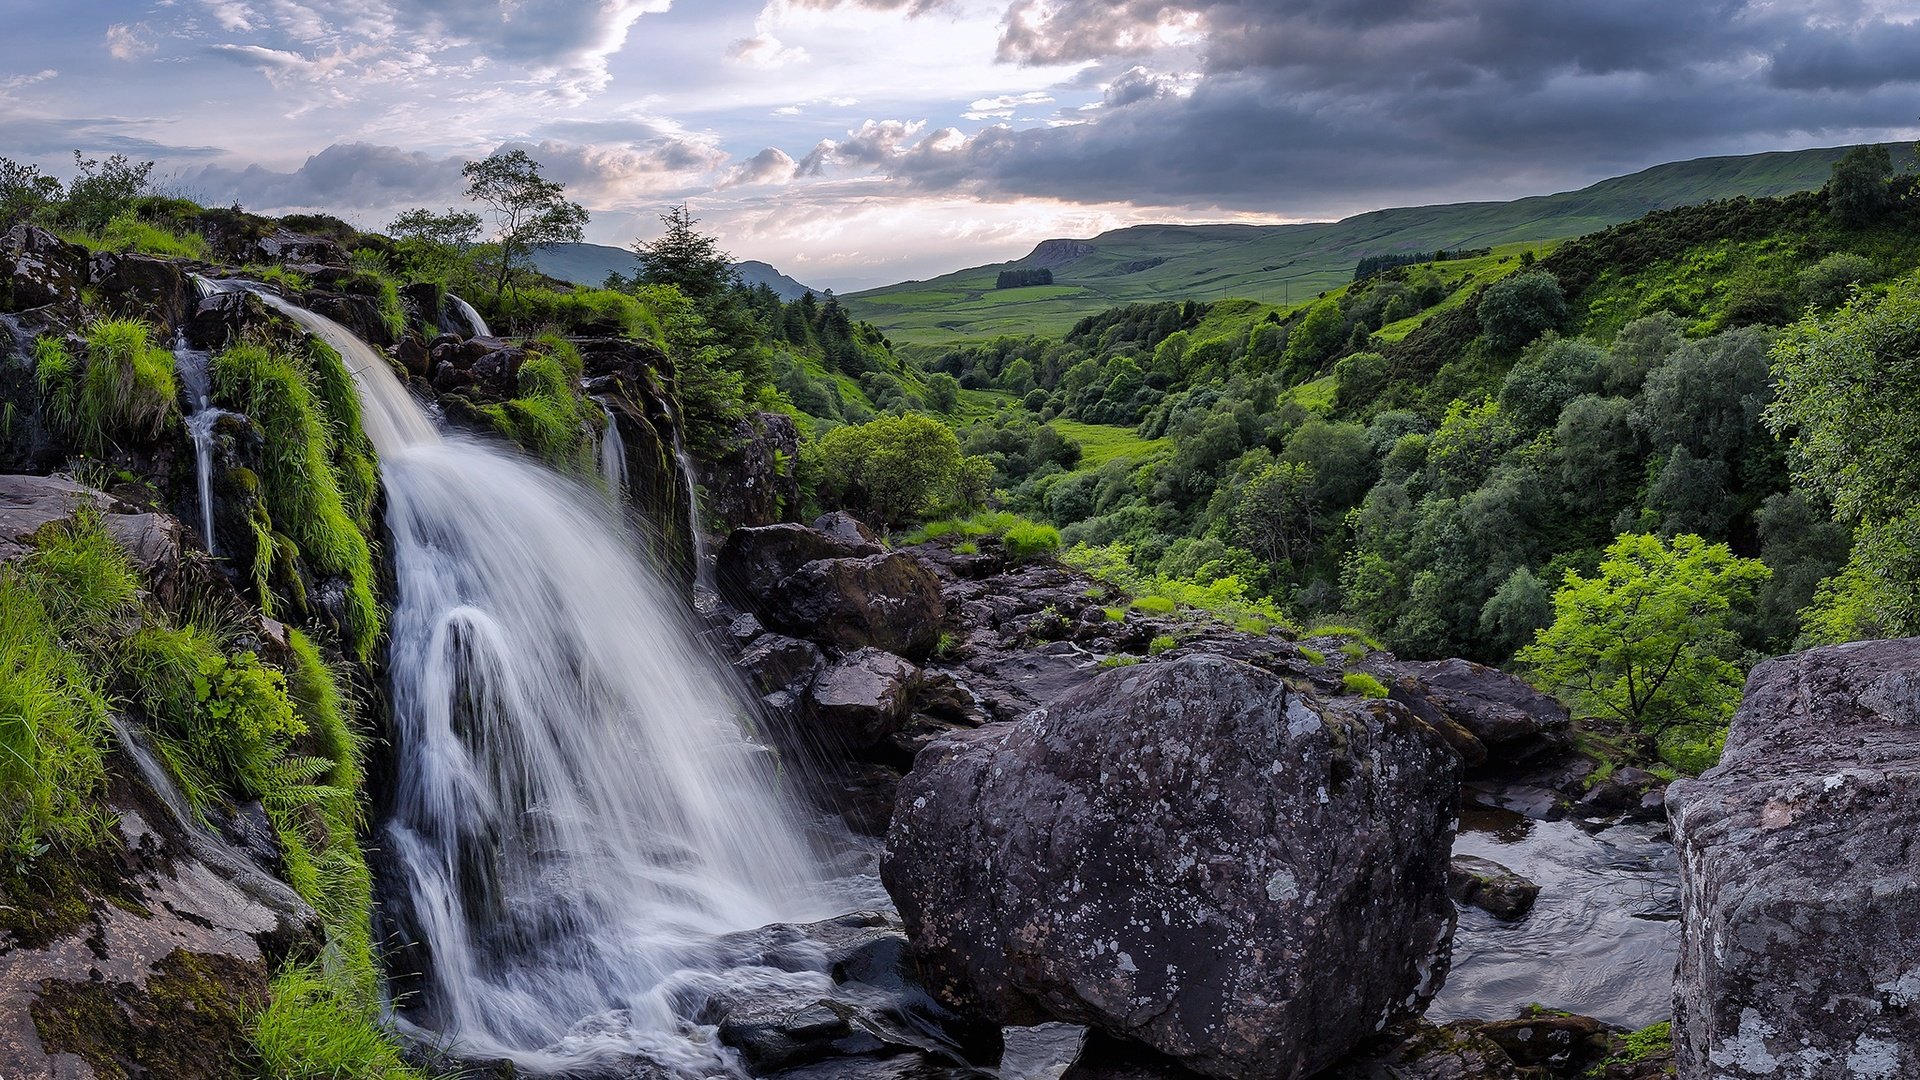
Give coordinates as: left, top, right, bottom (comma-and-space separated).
37, 319, 177, 456
1284, 375, 1338, 413
93, 214, 209, 260
849, 145, 1894, 344
211, 343, 380, 658
499, 287, 664, 347
252, 964, 425, 1080
1065, 541, 1296, 633
1048, 418, 1173, 471
1343, 671, 1390, 699
0, 512, 130, 855
346, 251, 407, 341
902, 510, 1061, 560
477, 337, 594, 472
1148, 634, 1177, 654
1130, 595, 1177, 615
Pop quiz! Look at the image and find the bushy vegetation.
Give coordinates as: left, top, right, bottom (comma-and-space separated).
475, 334, 596, 470
211, 341, 380, 659
806, 413, 990, 528
36, 318, 178, 456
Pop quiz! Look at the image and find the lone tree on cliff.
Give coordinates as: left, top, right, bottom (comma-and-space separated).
461, 149, 588, 302
632, 205, 737, 303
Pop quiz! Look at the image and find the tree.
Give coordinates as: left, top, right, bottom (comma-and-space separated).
1518, 533, 1769, 743
1477, 271, 1567, 351
386, 207, 483, 288
0, 157, 61, 229
633, 205, 736, 303
460, 150, 588, 301
1767, 272, 1920, 638
1827, 144, 1893, 228
808, 414, 977, 527
61, 151, 154, 232
1234, 459, 1319, 570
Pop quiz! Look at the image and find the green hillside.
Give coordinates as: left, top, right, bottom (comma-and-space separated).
850, 144, 1914, 344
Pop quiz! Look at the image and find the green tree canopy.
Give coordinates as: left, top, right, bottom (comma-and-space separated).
1827, 144, 1893, 228
808, 414, 982, 528
1477, 270, 1568, 352
461, 149, 588, 301
633, 205, 737, 303
1518, 533, 1769, 746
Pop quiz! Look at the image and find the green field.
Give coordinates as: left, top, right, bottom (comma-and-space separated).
848, 144, 1911, 345
1049, 418, 1172, 470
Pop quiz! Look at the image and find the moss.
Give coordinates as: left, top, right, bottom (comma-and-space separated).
32, 948, 268, 1080
97, 214, 208, 260
211, 342, 380, 658
475, 345, 594, 469
1098, 655, 1142, 668
1298, 646, 1327, 665
1344, 671, 1391, 698
1149, 633, 1177, 654
1130, 594, 1178, 615
1103, 606, 1126, 622
0, 835, 134, 948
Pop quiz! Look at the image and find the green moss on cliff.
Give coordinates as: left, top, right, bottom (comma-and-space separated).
477, 335, 595, 469
211, 342, 380, 658
32, 948, 269, 1080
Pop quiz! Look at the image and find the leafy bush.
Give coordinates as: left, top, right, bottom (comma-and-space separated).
1003, 519, 1061, 559
1477, 271, 1568, 351
809, 414, 983, 528
1148, 634, 1177, 655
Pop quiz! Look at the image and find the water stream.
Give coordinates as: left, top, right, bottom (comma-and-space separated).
171, 336, 227, 556
445, 293, 492, 338
594, 398, 627, 505
1429, 807, 1679, 1028
670, 427, 716, 593
211, 279, 864, 1074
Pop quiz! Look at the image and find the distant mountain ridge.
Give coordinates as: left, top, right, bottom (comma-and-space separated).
847, 143, 1915, 344
532, 243, 820, 300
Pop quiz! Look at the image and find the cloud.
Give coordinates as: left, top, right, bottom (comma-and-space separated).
105, 23, 156, 60
723, 147, 801, 187
780, 0, 955, 14
730, 33, 810, 68
0, 70, 58, 91
964, 91, 1053, 120
1766, 17, 1920, 91
798, 119, 928, 175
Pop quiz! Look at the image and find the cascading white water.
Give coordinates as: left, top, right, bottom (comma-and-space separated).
670, 428, 717, 593
595, 398, 627, 505
209, 279, 850, 1073
172, 336, 226, 556
445, 293, 492, 338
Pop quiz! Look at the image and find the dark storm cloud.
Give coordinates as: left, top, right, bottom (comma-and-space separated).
816, 0, 1920, 212
178, 142, 467, 213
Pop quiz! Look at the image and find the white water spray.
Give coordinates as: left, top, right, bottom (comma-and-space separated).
210, 279, 846, 1073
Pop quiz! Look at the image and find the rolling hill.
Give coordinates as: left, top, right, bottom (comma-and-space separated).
848, 143, 1914, 344
532, 243, 819, 300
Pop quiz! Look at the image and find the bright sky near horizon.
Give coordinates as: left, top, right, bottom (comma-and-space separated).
2, 1, 1917, 291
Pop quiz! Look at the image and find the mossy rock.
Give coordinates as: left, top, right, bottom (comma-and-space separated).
32, 948, 268, 1080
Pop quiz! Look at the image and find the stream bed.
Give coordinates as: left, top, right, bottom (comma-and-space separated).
1428, 806, 1680, 1028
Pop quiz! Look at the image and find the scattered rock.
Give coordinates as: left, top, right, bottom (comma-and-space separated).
1, 225, 89, 313
884, 655, 1462, 1080
1570, 766, 1667, 823
1448, 856, 1541, 921
808, 647, 922, 750
718, 522, 879, 611
1669, 638, 1920, 1079
815, 510, 881, 548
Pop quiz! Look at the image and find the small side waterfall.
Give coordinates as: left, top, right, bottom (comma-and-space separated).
172, 336, 227, 556
211, 278, 848, 1073
670, 428, 717, 593
594, 398, 627, 504
445, 294, 491, 338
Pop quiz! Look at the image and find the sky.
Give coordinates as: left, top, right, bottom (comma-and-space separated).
1, 1, 1917, 292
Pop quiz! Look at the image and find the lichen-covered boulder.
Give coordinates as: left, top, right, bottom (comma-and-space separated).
1394, 658, 1572, 768
1448, 856, 1540, 922
1, 225, 89, 313
1669, 638, 1920, 1079
883, 654, 1461, 1080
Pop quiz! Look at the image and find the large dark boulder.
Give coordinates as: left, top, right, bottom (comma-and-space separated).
89, 251, 194, 330
760, 551, 945, 661
884, 655, 1461, 1080
705, 410, 802, 530
1394, 659, 1571, 768
1669, 638, 1920, 1079
808, 647, 921, 750
717, 523, 880, 611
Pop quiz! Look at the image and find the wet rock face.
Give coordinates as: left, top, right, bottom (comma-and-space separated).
1668, 638, 1920, 1080
1447, 856, 1540, 922
719, 523, 881, 610
704, 411, 801, 530
1, 225, 89, 313
884, 654, 1462, 1080
1393, 658, 1573, 769
767, 552, 946, 661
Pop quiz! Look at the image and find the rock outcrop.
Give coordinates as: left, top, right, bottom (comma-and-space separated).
1669, 638, 1920, 1079
884, 655, 1462, 1080
1392, 658, 1573, 770
1448, 856, 1540, 922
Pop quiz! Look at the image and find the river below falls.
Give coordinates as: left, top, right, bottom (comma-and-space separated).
1428, 805, 1681, 1028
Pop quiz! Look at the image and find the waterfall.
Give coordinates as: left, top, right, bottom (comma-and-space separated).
670, 428, 717, 593
595, 398, 627, 505
445, 293, 492, 338
207, 279, 848, 1073
172, 335, 226, 556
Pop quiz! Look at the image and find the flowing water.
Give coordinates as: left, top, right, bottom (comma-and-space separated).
1429, 807, 1680, 1028
670, 427, 716, 593
171, 336, 227, 555
445, 293, 492, 338
595, 398, 627, 505
213, 280, 862, 1073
